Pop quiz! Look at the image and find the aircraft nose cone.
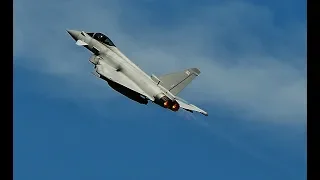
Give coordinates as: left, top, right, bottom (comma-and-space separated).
66, 29, 80, 41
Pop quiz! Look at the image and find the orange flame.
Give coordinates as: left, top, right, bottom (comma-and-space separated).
163, 101, 170, 108
171, 103, 180, 111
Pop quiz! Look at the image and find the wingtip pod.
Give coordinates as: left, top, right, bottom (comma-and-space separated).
193, 105, 208, 116
175, 98, 208, 116
201, 112, 208, 116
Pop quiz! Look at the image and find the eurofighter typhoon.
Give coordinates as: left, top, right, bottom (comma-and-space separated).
67, 30, 208, 116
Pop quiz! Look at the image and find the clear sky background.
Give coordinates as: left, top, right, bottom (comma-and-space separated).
14, 0, 306, 179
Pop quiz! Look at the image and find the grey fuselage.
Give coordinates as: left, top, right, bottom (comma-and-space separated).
69, 30, 176, 104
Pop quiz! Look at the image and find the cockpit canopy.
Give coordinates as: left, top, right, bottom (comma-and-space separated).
86, 32, 116, 47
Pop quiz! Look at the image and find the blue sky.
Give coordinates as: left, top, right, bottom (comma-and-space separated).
14, 0, 306, 179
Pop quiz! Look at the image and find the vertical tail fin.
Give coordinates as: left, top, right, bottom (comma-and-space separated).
156, 68, 200, 95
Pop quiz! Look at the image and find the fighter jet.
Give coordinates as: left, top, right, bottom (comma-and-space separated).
67, 30, 208, 116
